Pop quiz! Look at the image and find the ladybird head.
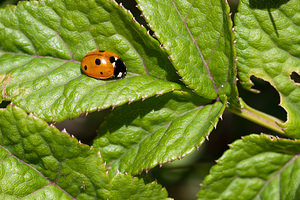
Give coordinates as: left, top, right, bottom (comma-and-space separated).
114, 59, 127, 78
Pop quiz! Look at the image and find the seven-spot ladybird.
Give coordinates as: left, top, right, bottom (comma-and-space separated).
81, 50, 127, 79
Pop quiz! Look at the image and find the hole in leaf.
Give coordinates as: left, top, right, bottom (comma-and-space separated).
239, 76, 287, 121
0, 101, 10, 108
290, 71, 300, 84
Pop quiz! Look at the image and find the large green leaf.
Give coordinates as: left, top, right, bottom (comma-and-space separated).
93, 91, 225, 176
0, 105, 169, 199
198, 134, 300, 200
0, 147, 72, 199
234, 0, 300, 137
0, 0, 182, 122
137, 0, 238, 102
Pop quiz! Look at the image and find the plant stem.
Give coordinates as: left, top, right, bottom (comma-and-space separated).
228, 98, 285, 135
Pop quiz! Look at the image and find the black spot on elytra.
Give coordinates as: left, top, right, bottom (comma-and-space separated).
84, 65, 87, 70
99, 50, 105, 52
100, 72, 103, 75
95, 59, 101, 65
109, 56, 115, 63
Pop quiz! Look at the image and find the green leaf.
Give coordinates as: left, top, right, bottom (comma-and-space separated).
93, 91, 225, 176
198, 134, 300, 200
0, 147, 54, 198
109, 174, 169, 200
234, 0, 300, 137
0, 105, 168, 199
137, 0, 238, 102
0, 0, 181, 122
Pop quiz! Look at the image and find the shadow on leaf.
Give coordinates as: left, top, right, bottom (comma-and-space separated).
249, 0, 290, 9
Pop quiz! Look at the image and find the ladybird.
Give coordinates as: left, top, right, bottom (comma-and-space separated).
81, 50, 127, 79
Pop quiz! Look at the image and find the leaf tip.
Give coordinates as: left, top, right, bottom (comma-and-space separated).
128, 99, 134, 104
28, 112, 38, 119
219, 114, 223, 120
62, 128, 68, 134
155, 92, 163, 97
119, 2, 124, 9
132, 17, 138, 23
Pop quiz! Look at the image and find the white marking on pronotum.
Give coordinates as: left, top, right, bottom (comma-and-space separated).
117, 72, 123, 77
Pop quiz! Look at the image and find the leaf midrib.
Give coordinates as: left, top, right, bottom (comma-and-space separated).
170, 0, 217, 92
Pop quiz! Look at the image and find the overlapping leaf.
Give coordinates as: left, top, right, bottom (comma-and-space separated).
137, 0, 238, 102
0, 0, 182, 122
93, 92, 225, 176
234, 0, 300, 137
0, 147, 72, 199
198, 134, 300, 200
0, 105, 169, 199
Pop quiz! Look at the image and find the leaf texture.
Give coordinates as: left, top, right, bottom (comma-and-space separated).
0, 0, 181, 122
198, 134, 300, 200
0, 105, 169, 199
137, 0, 238, 102
93, 92, 225, 175
234, 0, 300, 137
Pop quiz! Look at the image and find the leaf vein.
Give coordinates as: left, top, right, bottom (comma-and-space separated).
170, 0, 217, 91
